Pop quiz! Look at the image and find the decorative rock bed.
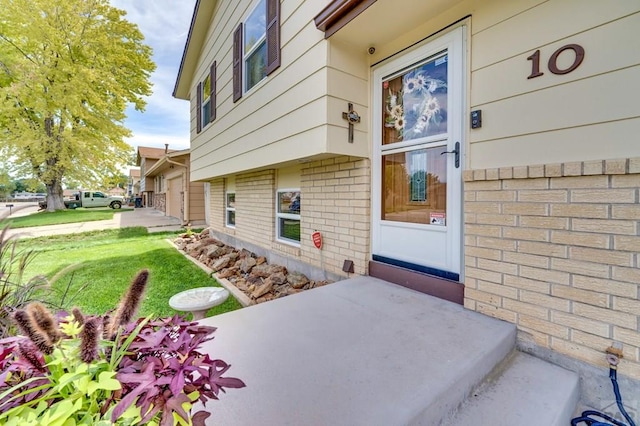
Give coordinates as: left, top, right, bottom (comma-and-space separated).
174, 229, 332, 305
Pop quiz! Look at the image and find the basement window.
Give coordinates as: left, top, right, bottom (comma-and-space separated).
276, 190, 300, 245
226, 192, 236, 227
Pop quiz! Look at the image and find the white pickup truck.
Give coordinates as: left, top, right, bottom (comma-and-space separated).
39, 191, 124, 210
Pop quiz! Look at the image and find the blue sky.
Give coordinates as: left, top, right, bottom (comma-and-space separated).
111, 0, 197, 152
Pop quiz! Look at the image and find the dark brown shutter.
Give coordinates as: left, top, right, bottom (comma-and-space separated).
232, 23, 243, 102
210, 61, 216, 122
265, 0, 281, 75
196, 81, 202, 133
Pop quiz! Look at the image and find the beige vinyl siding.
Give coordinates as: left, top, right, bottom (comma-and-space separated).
189, 181, 206, 222
326, 40, 370, 155
331, 0, 639, 170
468, 1, 640, 168
189, 0, 370, 181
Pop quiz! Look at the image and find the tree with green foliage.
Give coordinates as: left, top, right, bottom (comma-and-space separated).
104, 172, 129, 191
0, 0, 155, 211
0, 170, 12, 198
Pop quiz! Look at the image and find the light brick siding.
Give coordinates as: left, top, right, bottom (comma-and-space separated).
464, 158, 640, 380
301, 156, 371, 276
204, 156, 371, 278
235, 170, 276, 248
207, 178, 225, 233
208, 171, 276, 248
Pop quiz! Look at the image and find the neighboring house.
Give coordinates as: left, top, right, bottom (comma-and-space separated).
137, 145, 205, 224
106, 187, 125, 197
136, 146, 176, 208
174, 0, 640, 393
128, 168, 141, 197
62, 189, 78, 200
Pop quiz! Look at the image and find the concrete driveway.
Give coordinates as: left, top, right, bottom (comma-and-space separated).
3, 206, 184, 238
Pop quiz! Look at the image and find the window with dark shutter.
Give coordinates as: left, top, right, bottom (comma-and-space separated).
235, 0, 280, 98
210, 61, 217, 122
196, 81, 202, 133
233, 23, 243, 102
266, 0, 280, 75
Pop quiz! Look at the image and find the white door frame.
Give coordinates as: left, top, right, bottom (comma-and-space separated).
371, 26, 465, 279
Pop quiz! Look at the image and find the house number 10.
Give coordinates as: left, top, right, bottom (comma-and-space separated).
527, 44, 585, 79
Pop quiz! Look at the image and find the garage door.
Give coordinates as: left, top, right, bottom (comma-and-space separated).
168, 177, 183, 221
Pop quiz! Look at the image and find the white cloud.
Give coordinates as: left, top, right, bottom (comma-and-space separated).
110, 1, 197, 152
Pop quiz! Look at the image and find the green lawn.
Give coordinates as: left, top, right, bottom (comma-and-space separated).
18, 227, 242, 319
5, 208, 133, 229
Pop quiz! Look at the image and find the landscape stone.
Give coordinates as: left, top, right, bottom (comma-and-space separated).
270, 271, 286, 286
218, 267, 237, 279
250, 264, 271, 278
240, 257, 257, 273
173, 235, 334, 306
288, 271, 309, 289
206, 245, 227, 258
252, 280, 273, 299
211, 255, 231, 272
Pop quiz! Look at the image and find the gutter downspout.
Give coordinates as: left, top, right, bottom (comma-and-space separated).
165, 158, 189, 225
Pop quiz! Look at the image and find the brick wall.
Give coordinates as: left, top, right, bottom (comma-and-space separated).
464, 158, 640, 380
301, 156, 371, 276
203, 157, 371, 278
208, 178, 225, 233
236, 170, 275, 248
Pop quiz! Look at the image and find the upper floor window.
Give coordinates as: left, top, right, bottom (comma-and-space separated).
196, 62, 216, 133
233, 0, 280, 102
244, 0, 266, 91
202, 74, 212, 126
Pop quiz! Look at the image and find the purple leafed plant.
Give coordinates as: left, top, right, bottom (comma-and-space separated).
112, 315, 246, 424
0, 269, 245, 425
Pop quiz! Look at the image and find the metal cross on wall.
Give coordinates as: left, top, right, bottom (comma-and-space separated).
342, 102, 361, 143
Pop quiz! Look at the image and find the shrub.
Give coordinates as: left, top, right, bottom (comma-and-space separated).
0, 269, 245, 425
0, 225, 49, 339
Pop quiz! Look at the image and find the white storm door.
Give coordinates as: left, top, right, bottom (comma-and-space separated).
372, 27, 464, 280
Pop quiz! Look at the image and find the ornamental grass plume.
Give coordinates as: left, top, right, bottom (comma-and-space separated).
12, 309, 53, 354
27, 301, 61, 343
17, 339, 45, 372
79, 317, 100, 363
109, 269, 149, 337
72, 306, 85, 325
0, 269, 245, 425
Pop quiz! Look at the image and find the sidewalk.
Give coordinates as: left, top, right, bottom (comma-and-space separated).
5, 207, 185, 238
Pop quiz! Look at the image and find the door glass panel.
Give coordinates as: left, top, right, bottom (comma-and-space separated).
382, 52, 448, 145
381, 145, 447, 224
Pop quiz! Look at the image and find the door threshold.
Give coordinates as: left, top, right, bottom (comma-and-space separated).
368, 259, 464, 305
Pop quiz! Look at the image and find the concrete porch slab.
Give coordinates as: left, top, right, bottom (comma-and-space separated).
197, 276, 515, 425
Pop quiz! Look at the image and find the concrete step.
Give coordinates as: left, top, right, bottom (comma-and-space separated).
198, 276, 517, 425
446, 352, 580, 426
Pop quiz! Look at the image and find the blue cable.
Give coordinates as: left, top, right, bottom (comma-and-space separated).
571, 368, 636, 426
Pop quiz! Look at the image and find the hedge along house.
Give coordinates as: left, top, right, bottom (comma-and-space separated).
174, 0, 640, 396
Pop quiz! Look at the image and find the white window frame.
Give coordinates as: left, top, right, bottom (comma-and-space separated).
276, 189, 301, 246
201, 74, 211, 129
243, 0, 267, 93
225, 191, 236, 228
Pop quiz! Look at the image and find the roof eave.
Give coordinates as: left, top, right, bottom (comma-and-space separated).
173, 0, 217, 100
